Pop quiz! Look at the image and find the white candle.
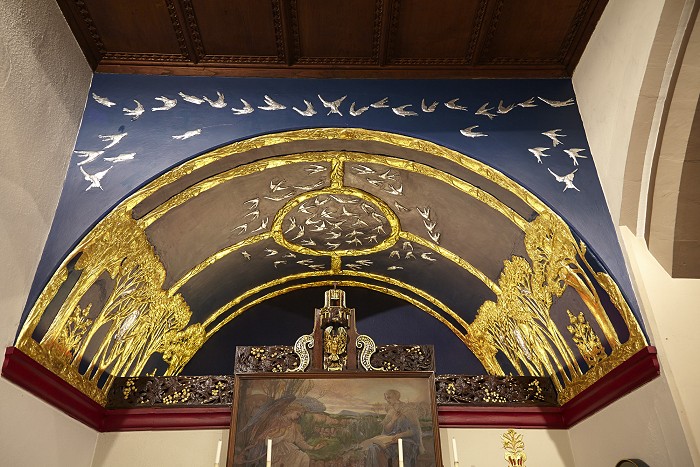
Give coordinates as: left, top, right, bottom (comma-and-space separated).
398, 438, 404, 466
214, 439, 222, 465
266, 438, 272, 467
452, 437, 459, 463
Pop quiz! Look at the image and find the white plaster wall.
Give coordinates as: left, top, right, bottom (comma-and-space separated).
441, 428, 575, 467
572, 0, 665, 223
568, 227, 700, 466
0, 0, 95, 466
92, 430, 229, 467
91, 428, 572, 467
568, 376, 693, 466
621, 227, 700, 463
571, 1, 699, 464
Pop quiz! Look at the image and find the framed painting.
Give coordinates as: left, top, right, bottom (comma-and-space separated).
228, 371, 441, 467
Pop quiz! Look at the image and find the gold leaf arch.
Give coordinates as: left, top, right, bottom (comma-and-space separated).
17, 128, 645, 405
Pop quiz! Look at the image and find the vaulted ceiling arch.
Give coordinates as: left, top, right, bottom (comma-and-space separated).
17, 128, 646, 405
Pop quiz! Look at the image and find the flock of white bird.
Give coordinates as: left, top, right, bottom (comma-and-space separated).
81, 91, 583, 192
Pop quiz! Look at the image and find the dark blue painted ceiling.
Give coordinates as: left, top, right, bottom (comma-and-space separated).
25, 74, 637, 324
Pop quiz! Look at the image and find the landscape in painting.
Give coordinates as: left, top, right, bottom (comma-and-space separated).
231, 375, 438, 467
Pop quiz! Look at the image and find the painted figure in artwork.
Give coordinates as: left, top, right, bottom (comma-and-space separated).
236, 397, 324, 466
363, 389, 425, 467
266, 401, 325, 466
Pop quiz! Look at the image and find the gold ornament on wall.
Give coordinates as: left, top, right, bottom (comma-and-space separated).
502, 429, 527, 467
567, 310, 606, 367
15, 129, 647, 406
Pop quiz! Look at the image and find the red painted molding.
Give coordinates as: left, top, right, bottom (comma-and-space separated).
102, 407, 232, 431
561, 346, 660, 426
2, 345, 659, 431
2, 346, 104, 430
437, 406, 565, 429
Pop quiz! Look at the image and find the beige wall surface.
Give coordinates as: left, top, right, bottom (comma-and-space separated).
0, 378, 98, 467
621, 227, 700, 464
568, 376, 693, 466
441, 427, 575, 467
572, 0, 665, 224
568, 227, 700, 466
92, 428, 572, 467
93, 430, 229, 467
0, 0, 95, 466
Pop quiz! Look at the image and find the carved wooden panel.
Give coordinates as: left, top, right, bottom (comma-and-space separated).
83, 0, 189, 60
290, 0, 382, 64
107, 375, 235, 408
187, 0, 285, 63
105, 374, 558, 408
478, 0, 591, 64
54, 0, 609, 77
387, 0, 486, 64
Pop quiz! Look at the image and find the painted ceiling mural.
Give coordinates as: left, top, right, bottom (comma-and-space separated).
16, 75, 647, 405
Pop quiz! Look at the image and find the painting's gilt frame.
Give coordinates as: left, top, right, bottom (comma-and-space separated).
226, 371, 442, 467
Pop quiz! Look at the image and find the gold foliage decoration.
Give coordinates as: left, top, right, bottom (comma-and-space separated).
567, 310, 606, 368
502, 429, 527, 467
17, 211, 199, 404
470, 211, 646, 402
15, 128, 647, 407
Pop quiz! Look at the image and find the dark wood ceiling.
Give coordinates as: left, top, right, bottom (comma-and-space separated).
56, 0, 608, 78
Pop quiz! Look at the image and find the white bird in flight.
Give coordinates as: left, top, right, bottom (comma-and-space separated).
548, 168, 580, 192
421, 252, 437, 262
251, 217, 270, 233
528, 147, 550, 164
348, 102, 369, 116
305, 164, 326, 174
394, 201, 410, 212
92, 93, 116, 107
244, 198, 259, 210
384, 184, 403, 196
172, 129, 202, 140
564, 148, 588, 166
104, 153, 136, 163
80, 166, 111, 191
269, 179, 288, 192
517, 97, 537, 108
203, 91, 227, 108
178, 92, 205, 105
542, 129, 566, 146
74, 150, 104, 166
318, 95, 346, 116
444, 98, 468, 111
98, 132, 127, 149
122, 100, 144, 120
152, 96, 177, 111
497, 100, 516, 114
392, 104, 417, 117
538, 97, 575, 107
284, 218, 297, 234
371, 97, 389, 108
232, 99, 254, 115
352, 165, 375, 175
460, 126, 487, 138
293, 100, 316, 117
258, 95, 286, 111
421, 99, 438, 112
475, 102, 497, 119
